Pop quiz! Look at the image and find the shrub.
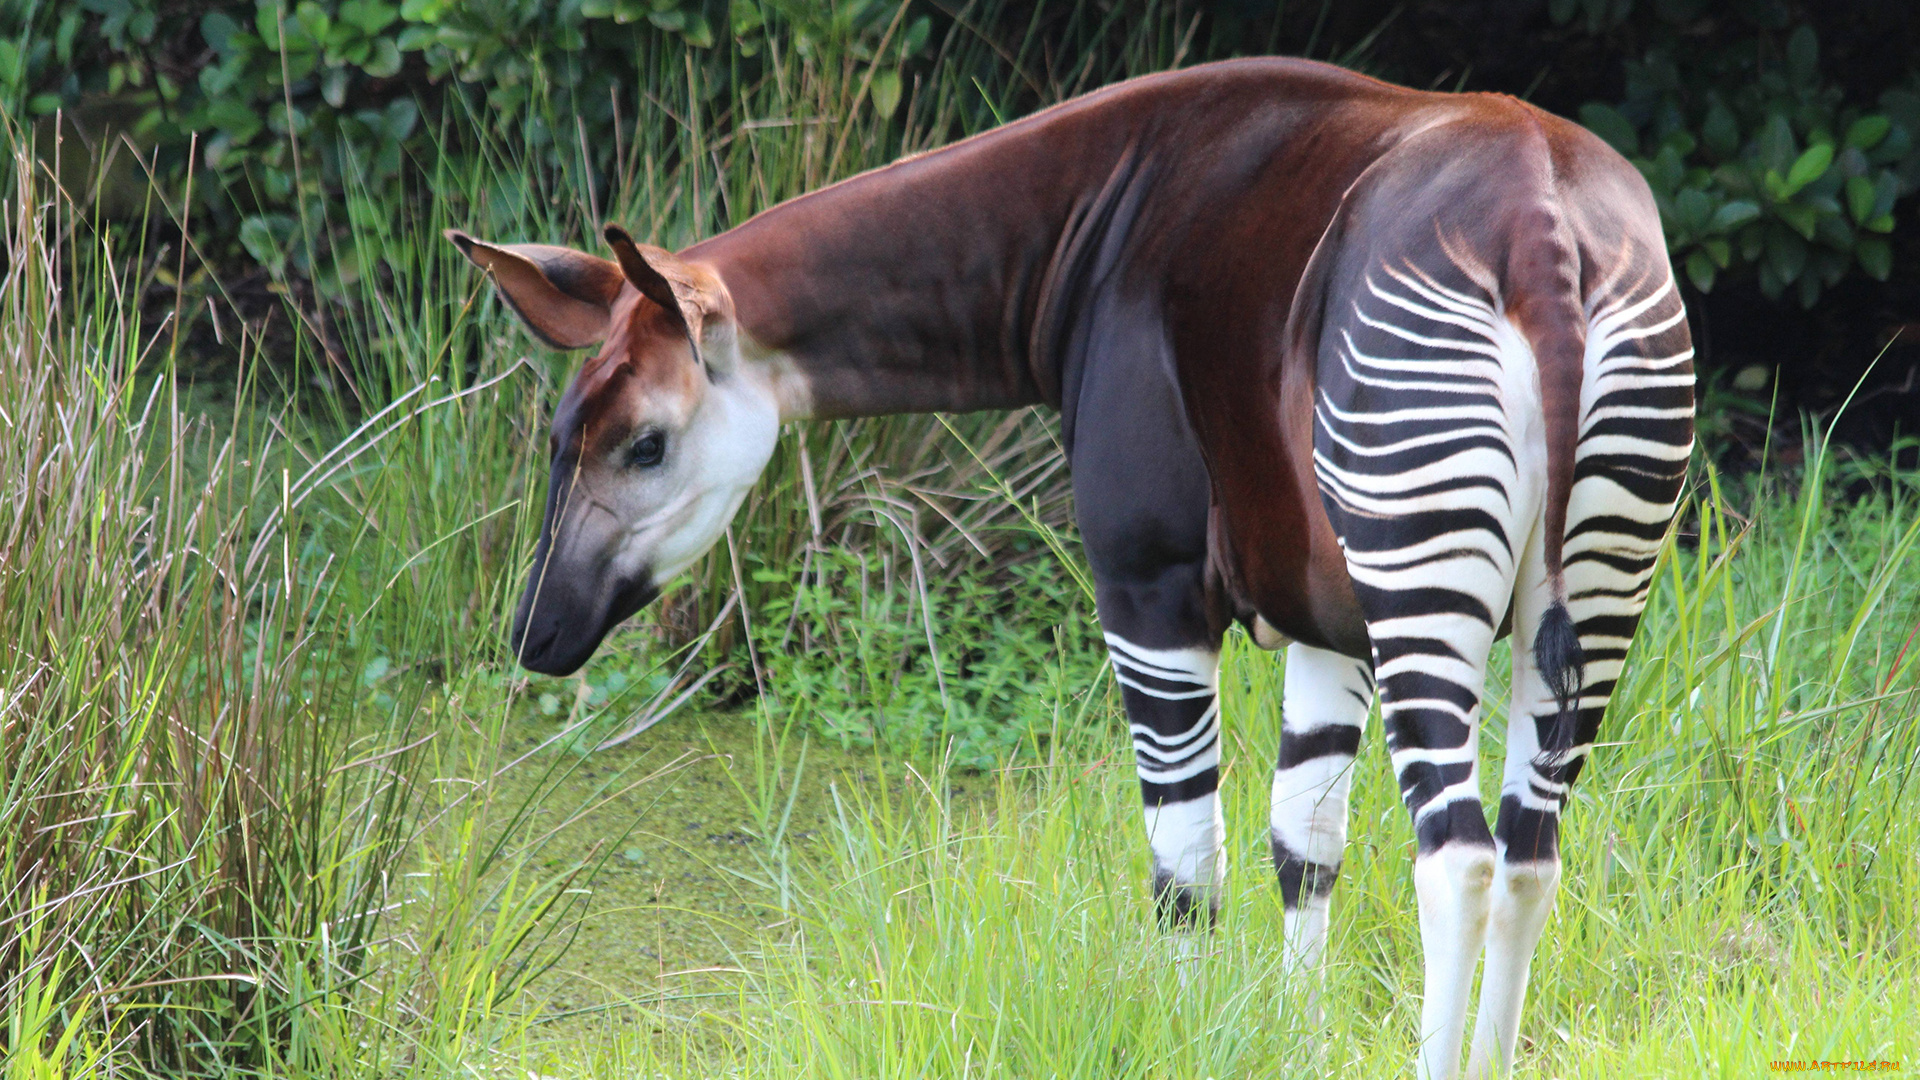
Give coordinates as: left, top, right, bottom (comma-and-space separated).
1563, 4, 1920, 306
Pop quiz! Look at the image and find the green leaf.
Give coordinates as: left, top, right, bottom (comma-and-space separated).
1708, 199, 1760, 233
1672, 187, 1712, 232
1685, 249, 1716, 292
1702, 238, 1731, 268
1658, 128, 1697, 159
1864, 213, 1894, 234
239, 214, 294, 277
200, 11, 242, 57
1775, 202, 1818, 240
323, 66, 349, 108
364, 36, 402, 77
1579, 103, 1639, 157
869, 67, 902, 120
384, 98, 418, 140
1797, 273, 1820, 309
901, 15, 931, 57
1846, 175, 1875, 224
1648, 145, 1685, 196
296, 2, 331, 40
1844, 115, 1891, 151
1781, 143, 1832, 197
1870, 172, 1901, 220
683, 12, 714, 48
1856, 236, 1892, 280
1757, 114, 1796, 174
1766, 226, 1808, 284
205, 96, 263, 143
1813, 208, 1851, 250
256, 5, 282, 48
340, 0, 400, 35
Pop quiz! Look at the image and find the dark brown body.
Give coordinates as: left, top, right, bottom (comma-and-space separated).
687, 58, 1657, 660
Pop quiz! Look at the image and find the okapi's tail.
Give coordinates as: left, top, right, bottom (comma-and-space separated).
1516, 251, 1591, 765
1531, 600, 1584, 758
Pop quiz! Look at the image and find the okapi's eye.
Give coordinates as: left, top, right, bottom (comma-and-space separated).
629, 432, 666, 469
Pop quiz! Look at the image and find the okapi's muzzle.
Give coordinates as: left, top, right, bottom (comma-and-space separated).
509, 460, 662, 677
510, 532, 659, 676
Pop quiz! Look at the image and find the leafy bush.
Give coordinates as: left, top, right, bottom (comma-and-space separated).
750, 546, 1108, 770
1564, 4, 1920, 306
3, 0, 929, 283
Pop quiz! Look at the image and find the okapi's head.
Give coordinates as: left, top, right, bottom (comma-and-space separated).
448, 225, 784, 676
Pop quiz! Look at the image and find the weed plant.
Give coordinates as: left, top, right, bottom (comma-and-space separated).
0, 132, 593, 1072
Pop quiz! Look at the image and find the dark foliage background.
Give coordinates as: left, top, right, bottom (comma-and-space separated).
6, 0, 1917, 461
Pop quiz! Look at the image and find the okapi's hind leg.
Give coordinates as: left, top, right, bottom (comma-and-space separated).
1468, 267, 1694, 1079
1466, 521, 1573, 1079
1309, 243, 1534, 1080
1270, 642, 1374, 976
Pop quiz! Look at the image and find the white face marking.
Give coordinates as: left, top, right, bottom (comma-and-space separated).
589, 358, 785, 591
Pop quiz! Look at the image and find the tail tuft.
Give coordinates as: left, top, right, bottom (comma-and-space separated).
1531, 600, 1585, 763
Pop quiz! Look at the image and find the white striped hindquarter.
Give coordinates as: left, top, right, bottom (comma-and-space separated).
1307, 240, 1691, 1080
1315, 257, 1542, 851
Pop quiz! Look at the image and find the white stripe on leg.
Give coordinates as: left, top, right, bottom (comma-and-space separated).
1414, 843, 1497, 1080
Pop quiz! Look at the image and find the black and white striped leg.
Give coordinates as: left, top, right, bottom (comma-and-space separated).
1467, 582, 1575, 1077
1380, 613, 1501, 1080
1469, 276, 1691, 1078
1313, 251, 1535, 1080
1466, 528, 1571, 1079
1108, 632, 1225, 927
1271, 642, 1374, 974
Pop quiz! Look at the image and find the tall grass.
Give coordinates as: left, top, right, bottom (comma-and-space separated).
0, 133, 611, 1073
0, 147, 402, 1069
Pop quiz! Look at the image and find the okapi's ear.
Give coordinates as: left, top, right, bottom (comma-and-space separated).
602, 224, 735, 374
445, 230, 624, 350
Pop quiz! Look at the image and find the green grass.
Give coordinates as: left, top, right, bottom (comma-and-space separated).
470, 462, 1918, 1079
5, 8, 1920, 1077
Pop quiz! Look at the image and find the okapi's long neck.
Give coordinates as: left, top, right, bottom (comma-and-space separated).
687, 101, 1147, 419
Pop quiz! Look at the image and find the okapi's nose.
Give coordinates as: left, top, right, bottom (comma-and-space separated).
511, 574, 587, 676
511, 551, 661, 677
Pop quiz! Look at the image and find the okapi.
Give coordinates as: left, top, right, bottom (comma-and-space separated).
449, 57, 1693, 1080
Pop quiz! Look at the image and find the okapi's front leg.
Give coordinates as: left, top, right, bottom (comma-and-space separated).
1068, 325, 1224, 928
1104, 621, 1226, 924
